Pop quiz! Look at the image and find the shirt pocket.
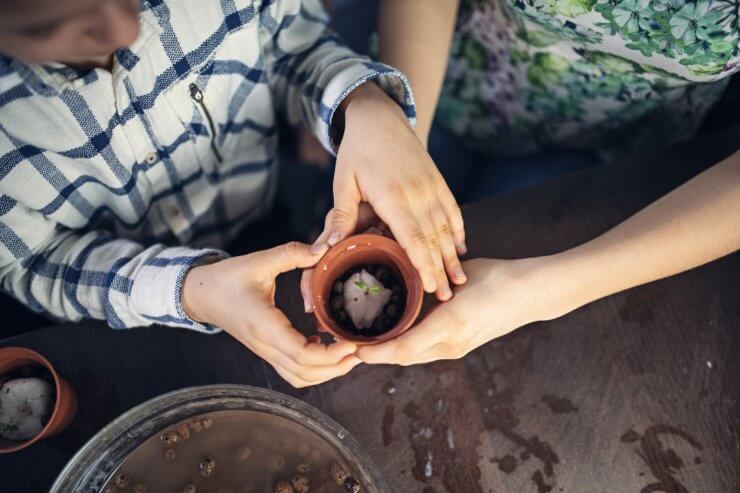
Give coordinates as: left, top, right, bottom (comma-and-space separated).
161, 16, 274, 180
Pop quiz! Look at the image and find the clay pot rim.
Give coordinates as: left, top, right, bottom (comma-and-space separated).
0, 346, 64, 453
311, 233, 423, 345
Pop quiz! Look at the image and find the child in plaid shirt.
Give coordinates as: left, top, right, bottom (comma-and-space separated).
0, 0, 467, 386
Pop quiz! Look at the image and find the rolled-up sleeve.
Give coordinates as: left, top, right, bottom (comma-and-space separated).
259, 0, 416, 154
0, 197, 226, 333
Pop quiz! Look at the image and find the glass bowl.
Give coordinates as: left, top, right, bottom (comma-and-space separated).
51, 384, 389, 492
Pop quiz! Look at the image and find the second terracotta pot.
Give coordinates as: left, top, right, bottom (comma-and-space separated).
0, 347, 78, 454
311, 233, 423, 345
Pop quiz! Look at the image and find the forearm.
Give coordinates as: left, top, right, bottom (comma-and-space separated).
0, 227, 224, 331
357, 149, 740, 365
537, 151, 740, 320
378, 0, 459, 143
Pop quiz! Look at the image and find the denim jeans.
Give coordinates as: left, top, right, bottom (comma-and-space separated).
427, 125, 599, 201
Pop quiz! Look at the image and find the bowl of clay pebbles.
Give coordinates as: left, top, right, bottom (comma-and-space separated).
0, 346, 77, 453
52, 384, 389, 493
311, 233, 423, 345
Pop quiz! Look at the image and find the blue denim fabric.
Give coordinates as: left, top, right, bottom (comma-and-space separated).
330, 0, 378, 55
428, 125, 599, 201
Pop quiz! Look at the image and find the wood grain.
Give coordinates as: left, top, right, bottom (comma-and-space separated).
0, 128, 738, 492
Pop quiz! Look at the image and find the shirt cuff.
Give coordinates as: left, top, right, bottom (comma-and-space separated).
129, 246, 228, 333
318, 60, 416, 155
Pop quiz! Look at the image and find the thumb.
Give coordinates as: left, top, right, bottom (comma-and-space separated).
260, 241, 328, 276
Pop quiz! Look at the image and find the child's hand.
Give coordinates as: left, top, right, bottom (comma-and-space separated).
318, 83, 467, 301
181, 242, 360, 388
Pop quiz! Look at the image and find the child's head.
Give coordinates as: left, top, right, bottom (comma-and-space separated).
0, 0, 140, 65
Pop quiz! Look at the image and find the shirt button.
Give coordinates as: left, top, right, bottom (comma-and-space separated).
145, 152, 158, 164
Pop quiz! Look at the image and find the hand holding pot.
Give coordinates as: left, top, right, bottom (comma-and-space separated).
321, 82, 467, 301
357, 258, 551, 365
301, 203, 387, 313
182, 242, 360, 388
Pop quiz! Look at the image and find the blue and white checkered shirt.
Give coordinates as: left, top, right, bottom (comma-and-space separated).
0, 0, 414, 333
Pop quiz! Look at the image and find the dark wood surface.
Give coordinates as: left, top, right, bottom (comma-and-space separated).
1, 128, 738, 493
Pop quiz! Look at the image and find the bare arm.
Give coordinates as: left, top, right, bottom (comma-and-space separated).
543, 149, 740, 320
378, 0, 460, 144
359, 150, 740, 365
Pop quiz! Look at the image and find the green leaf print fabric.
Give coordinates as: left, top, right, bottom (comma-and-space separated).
437, 0, 739, 160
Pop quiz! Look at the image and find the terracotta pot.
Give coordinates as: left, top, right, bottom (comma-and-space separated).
311, 233, 423, 344
0, 347, 78, 453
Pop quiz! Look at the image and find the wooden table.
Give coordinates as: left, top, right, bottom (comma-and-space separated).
1, 129, 738, 493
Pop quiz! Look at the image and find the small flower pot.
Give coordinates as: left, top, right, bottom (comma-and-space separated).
0, 347, 78, 453
311, 233, 423, 345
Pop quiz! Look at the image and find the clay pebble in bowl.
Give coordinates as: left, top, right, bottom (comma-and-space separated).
310, 233, 423, 345
51, 385, 390, 493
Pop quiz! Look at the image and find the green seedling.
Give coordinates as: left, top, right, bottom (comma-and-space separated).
355, 281, 381, 294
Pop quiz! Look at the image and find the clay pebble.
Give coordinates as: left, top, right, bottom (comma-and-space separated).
291, 474, 310, 492
330, 462, 350, 485
343, 477, 360, 493
199, 457, 216, 477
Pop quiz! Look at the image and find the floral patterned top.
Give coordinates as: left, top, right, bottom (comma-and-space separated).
437, 0, 739, 160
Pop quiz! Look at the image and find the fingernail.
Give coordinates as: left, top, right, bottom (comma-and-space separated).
310, 241, 325, 255
454, 266, 467, 282
457, 241, 468, 255
328, 232, 342, 246
441, 286, 453, 301
304, 298, 312, 313
425, 279, 437, 293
